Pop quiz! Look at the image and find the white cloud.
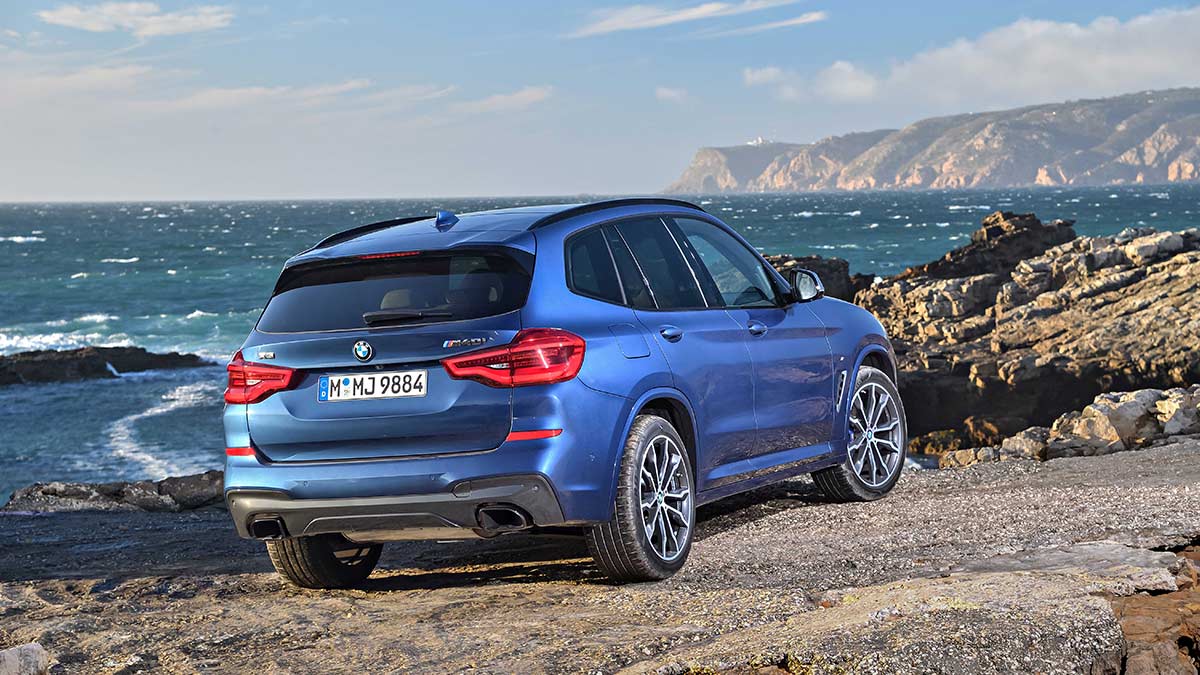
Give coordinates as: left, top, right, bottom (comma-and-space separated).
654, 86, 688, 103
37, 2, 233, 38
742, 66, 783, 86
812, 60, 877, 102
0, 63, 154, 106
449, 85, 553, 114
571, 0, 798, 37
749, 6, 1200, 109
699, 10, 826, 37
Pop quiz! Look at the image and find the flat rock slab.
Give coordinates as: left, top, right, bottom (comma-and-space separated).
2, 439, 1199, 673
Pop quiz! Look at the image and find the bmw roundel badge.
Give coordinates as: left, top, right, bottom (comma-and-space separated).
353, 340, 373, 362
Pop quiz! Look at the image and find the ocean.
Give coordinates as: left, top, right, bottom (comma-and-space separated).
2, 185, 1198, 501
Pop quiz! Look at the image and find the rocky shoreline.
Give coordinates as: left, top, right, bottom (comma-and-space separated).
0, 346, 210, 386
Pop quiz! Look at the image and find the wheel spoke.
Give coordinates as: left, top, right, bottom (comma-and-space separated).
875, 419, 900, 434
875, 437, 900, 452
656, 507, 669, 558
872, 392, 890, 427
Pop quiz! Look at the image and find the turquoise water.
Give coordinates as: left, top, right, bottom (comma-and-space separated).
1, 186, 1198, 500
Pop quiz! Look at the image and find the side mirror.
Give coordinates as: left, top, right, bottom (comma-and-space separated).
788, 268, 825, 302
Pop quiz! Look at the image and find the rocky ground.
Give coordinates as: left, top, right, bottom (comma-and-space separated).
2, 439, 1199, 674
0, 347, 208, 386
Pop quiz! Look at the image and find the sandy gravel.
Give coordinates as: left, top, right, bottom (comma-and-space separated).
2, 438, 1198, 674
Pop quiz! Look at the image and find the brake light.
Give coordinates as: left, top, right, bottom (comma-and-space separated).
358, 250, 420, 260
224, 351, 300, 404
441, 328, 585, 387
226, 446, 255, 456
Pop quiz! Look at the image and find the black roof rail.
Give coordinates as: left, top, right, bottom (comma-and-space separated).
309, 215, 432, 251
528, 198, 705, 230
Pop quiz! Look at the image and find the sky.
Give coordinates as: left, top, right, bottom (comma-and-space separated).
1, 0, 1199, 200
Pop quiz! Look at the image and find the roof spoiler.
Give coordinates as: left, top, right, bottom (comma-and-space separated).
528, 198, 705, 230
307, 215, 432, 252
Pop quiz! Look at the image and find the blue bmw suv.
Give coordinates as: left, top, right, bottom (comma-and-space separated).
223, 199, 906, 588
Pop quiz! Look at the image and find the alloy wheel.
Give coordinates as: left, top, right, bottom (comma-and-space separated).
848, 381, 904, 488
638, 434, 692, 562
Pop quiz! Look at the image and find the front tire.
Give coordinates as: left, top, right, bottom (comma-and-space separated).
587, 414, 696, 583
813, 365, 907, 502
265, 534, 382, 589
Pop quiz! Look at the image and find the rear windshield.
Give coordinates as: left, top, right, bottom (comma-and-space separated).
257, 249, 533, 333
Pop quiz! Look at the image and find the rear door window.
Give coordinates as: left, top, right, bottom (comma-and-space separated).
566, 228, 624, 304
257, 249, 532, 333
612, 218, 706, 310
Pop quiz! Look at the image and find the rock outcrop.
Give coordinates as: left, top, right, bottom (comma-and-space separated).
862, 211, 1200, 443
764, 253, 871, 302
666, 88, 1200, 192
3, 470, 224, 512
0, 346, 209, 386
940, 385, 1200, 469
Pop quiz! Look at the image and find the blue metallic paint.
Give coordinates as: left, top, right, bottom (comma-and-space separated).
223, 201, 897, 530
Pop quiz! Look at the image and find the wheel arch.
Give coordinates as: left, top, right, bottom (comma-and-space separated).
605, 388, 699, 517
836, 342, 898, 441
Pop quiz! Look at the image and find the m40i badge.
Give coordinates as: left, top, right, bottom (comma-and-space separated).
443, 337, 489, 349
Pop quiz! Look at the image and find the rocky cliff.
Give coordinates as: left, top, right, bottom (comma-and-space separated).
667, 88, 1200, 192
853, 210, 1200, 452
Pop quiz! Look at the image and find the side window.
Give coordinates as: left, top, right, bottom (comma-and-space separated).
612, 218, 706, 310
566, 228, 624, 304
671, 218, 781, 308
602, 226, 655, 309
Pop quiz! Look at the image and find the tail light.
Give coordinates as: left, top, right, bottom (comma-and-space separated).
224, 351, 299, 404
442, 328, 585, 388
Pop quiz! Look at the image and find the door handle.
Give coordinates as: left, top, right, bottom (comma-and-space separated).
659, 325, 684, 342
747, 321, 768, 336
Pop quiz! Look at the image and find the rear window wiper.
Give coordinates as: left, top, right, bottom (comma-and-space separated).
362, 309, 454, 326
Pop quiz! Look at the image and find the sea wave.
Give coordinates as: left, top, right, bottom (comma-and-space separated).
1, 235, 47, 243
105, 381, 220, 479
0, 331, 133, 354
947, 205, 991, 211
185, 309, 217, 319
100, 257, 140, 264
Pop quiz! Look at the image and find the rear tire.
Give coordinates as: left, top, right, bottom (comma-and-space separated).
265, 534, 382, 589
813, 365, 907, 502
587, 414, 695, 583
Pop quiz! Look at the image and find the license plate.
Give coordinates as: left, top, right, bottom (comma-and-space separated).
318, 370, 427, 401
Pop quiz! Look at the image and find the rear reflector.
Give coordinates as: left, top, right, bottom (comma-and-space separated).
226, 446, 255, 456
224, 351, 300, 404
505, 429, 563, 442
442, 328, 585, 388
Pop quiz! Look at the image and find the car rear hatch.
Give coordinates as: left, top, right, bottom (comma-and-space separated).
240, 247, 531, 462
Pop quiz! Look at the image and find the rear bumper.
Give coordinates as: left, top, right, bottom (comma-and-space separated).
227, 474, 564, 540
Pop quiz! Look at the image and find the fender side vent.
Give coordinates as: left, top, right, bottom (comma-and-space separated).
835, 370, 848, 412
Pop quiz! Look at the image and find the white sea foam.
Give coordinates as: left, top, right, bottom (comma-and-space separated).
105, 381, 220, 479
70, 272, 88, 279
0, 331, 132, 354
843, 210, 862, 216
1, 236, 46, 243
947, 205, 990, 211
77, 313, 119, 323
100, 257, 139, 264
185, 309, 217, 319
